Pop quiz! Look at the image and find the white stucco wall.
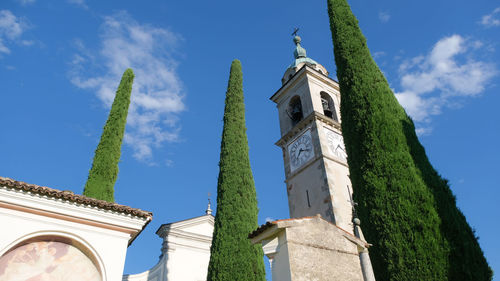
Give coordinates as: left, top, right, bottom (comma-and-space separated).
0, 185, 150, 281
123, 214, 214, 281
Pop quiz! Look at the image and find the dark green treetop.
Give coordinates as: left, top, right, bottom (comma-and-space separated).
83, 68, 134, 203
207, 60, 266, 281
326, 0, 492, 280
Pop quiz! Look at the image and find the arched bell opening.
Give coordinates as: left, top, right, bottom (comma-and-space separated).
287, 96, 303, 126
320, 92, 338, 121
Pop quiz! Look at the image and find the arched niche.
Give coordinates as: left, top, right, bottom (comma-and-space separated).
0, 234, 103, 281
287, 95, 304, 126
320, 92, 338, 121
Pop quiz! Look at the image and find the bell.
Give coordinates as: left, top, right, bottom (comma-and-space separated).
321, 99, 329, 111
292, 112, 301, 121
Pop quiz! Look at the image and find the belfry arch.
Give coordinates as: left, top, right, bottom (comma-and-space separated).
288, 95, 303, 126
320, 91, 338, 121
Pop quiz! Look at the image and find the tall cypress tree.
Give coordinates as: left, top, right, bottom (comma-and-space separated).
327, 1, 447, 280
83, 68, 134, 203
326, 0, 492, 280
207, 60, 266, 281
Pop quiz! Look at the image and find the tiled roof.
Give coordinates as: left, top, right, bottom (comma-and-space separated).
0, 176, 152, 219
249, 217, 325, 239
249, 216, 363, 243
248, 221, 275, 239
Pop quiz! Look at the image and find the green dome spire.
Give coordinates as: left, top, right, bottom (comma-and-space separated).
288, 35, 319, 69
281, 33, 329, 84
293, 36, 307, 58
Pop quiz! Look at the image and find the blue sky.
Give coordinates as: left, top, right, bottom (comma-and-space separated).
1, 0, 499, 279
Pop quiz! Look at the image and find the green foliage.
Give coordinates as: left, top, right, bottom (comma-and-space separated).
402, 118, 493, 280
83, 68, 134, 203
207, 60, 266, 281
326, 0, 492, 280
327, 1, 447, 279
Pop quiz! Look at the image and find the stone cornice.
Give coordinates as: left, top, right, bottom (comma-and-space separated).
156, 214, 214, 238
0, 177, 152, 219
275, 111, 341, 147
270, 65, 340, 104
0, 185, 151, 246
250, 216, 370, 249
164, 228, 213, 244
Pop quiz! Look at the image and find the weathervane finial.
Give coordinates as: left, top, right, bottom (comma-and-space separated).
206, 192, 212, 215
291, 27, 300, 37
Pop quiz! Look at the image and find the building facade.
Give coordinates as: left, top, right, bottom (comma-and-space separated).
0, 177, 152, 281
123, 206, 214, 281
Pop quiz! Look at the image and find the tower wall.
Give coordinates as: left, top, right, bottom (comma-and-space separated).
273, 65, 354, 233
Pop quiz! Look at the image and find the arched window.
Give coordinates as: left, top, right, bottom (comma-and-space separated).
288, 96, 303, 126
0, 236, 102, 281
320, 92, 338, 121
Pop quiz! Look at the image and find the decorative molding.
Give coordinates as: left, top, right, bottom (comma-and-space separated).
164, 228, 213, 244
0, 186, 150, 244
271, 65, 339, 104
156, 214, 214, 238
276, 111, 341, 147
0, 177, 152, 219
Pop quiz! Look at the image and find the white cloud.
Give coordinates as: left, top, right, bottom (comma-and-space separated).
373, 51, 386, 59
67, 0, 88, 9
265, 217, 275, 223
0, 10, 29, 55
17, 0, 36, 5
21, 39, 33, 46
70, 11, 185, 161
480, 7, 500, 27
378, 11, 391, 23
395, 35, 497, 133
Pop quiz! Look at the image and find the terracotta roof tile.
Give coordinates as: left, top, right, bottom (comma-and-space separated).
249, 215, 365, 245
0, 176, 152, 219
248, 221, 276, 239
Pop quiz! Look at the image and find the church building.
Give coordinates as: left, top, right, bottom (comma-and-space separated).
0, 177, 152, 281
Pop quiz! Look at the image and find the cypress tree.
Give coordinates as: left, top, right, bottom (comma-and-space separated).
207, 60, 266, 281
327, 1, 492, 280
83, 68, 134, 202
327, 1, 447, 280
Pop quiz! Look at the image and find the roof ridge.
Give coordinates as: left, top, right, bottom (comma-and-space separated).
0, 176, 152, 219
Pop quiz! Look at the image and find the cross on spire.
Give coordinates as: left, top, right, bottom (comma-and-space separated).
291, 27, 300, 37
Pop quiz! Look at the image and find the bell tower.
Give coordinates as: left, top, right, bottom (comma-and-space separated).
271, 35, 353, 233
251, 34, 375, 281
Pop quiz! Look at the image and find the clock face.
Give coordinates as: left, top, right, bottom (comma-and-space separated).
288, 130, 314, 172
325, 127, 347, 162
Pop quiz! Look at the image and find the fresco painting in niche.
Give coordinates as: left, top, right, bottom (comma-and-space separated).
0, 240, 101, 281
